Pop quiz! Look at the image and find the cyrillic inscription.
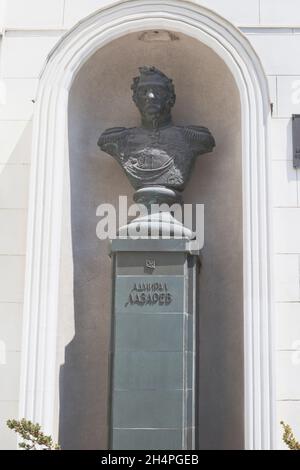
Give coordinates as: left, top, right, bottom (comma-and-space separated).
125, 282, 172, 307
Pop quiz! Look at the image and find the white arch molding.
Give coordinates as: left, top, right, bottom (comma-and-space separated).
19, 0, 275, 450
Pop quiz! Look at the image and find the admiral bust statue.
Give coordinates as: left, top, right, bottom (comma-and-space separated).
98, 66, 215, 196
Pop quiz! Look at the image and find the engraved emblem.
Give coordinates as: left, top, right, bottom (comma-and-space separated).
145, 259, 156, 269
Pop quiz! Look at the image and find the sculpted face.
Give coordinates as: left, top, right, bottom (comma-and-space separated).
132, 66, 176, 127
135, 80, 171, 117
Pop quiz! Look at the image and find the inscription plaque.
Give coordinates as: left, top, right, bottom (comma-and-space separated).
115, 276, 184, 313
125, 282, 172, 307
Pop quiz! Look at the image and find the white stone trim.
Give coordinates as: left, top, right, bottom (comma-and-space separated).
19, 0, 275, 449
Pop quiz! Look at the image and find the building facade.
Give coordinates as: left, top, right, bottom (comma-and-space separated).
0, 0, 299, 450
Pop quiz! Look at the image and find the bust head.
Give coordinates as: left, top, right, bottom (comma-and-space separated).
131, 66, 176, 128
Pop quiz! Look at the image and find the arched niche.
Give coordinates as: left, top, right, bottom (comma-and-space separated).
63, 31, 242, 449
19, 0, 275, 450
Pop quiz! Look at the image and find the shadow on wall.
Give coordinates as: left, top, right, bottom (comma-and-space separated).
57, 122, 133, 449
58, 31, 244, 450
58, 92, 133, 449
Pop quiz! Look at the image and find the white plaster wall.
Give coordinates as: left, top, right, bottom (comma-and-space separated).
244, 26, 300, 451
0, 0, 299, 450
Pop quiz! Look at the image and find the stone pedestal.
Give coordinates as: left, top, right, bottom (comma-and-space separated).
109, 239, 199, 450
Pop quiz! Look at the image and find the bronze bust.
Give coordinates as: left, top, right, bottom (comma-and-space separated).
98, 66, 215, 194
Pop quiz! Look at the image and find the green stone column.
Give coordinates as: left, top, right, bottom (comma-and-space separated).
109, 239, 199, 450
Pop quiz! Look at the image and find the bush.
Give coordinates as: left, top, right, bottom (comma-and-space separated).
281, 421, 300, 450
7, 419, 60, 450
